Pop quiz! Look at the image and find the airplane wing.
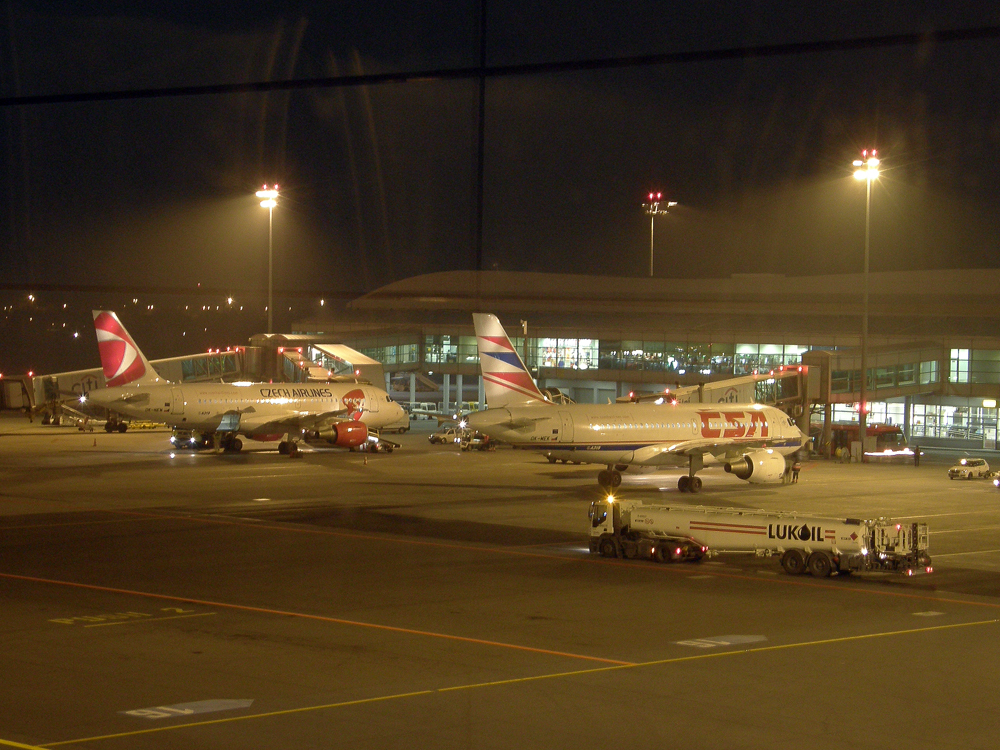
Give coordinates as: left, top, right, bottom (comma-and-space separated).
235, 408, 352, 435
630, 438, 772, 466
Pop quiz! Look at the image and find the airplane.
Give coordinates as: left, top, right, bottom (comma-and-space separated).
81, 311, 407, 457
465, 313, 808, 491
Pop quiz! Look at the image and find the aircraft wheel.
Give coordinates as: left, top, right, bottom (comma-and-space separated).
278, 441, 289, 455
807, 551, 833, 577
41, 413, 51, 425
288, 442, 300, 458
677, 475, 690, 492
781, 549, 807, 575
599, 538, 618, 558
52, 416, 61, 426
117, 422, 128, 433
104, 421, 115, 433
597, 470, 612, 488
610, 471, 622, 488
689, 476, 702, 493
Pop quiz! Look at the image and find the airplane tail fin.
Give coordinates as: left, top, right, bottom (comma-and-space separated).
92, 311, 165, 387
473, 313, 549, 408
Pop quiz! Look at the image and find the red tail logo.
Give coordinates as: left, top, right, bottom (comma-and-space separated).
94, 312, 146, 387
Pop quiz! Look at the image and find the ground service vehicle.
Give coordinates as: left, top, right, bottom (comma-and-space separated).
948, 457, 991, 479
460, 431, 492, 451
588, 497, 932, 577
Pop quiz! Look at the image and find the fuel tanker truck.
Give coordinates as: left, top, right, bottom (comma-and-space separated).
588, 495, 932, 577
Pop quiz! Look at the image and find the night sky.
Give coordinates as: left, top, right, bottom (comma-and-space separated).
2, 2, 1000, 299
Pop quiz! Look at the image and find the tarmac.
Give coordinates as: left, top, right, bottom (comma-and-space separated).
2, 412, 1000, 748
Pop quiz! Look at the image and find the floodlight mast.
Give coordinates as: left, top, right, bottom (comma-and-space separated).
642, 192, 677, 277
852, 151, 880, 461
256, 185, 279, 334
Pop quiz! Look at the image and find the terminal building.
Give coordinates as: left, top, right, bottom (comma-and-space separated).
290, 269, 1000, 453
5, 268, 1000, 454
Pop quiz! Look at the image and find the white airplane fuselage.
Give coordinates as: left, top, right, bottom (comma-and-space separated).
467, 402, 805, 467
85, 381, 405, 438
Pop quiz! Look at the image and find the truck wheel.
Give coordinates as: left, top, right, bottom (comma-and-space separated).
780, 549, 806, 575
599, 538, 618, 558
654, 544, 672, 563
807, 551, 833, 577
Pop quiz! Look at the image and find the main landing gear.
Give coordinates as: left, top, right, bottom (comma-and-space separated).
677, 475, 703, 493
676, 454, 705, 493
597, 465, 627, 489
220, 434, 243, 453
278, 439, 302, 458
104, 417, 128, 433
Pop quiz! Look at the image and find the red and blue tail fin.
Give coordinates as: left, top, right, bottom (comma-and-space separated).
92, 311, 164, 387
473, 313, 549, 408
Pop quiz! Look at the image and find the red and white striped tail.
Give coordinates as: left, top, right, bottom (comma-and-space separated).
473, 313, 549, 408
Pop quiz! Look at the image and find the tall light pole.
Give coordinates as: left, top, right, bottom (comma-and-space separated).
642, 192, 676, 277
256, 185, 279, 333
853, 150, 880, 461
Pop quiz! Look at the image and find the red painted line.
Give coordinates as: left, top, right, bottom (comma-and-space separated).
0, 572, 631, 666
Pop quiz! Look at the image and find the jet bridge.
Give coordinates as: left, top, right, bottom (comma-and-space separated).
620, 367, 809, 435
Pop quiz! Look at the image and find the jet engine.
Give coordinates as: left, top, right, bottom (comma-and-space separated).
314, 421, 368, 447
724, 450, 786, 484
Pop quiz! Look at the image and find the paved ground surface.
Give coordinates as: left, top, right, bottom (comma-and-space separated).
2, 413, 1000, 749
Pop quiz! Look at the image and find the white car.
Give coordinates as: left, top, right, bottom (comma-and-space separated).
428, 426, 464, 445
948, 457, 991, 480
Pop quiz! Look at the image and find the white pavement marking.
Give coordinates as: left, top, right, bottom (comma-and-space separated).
932, 525, 1000, 534
676, 634, 767, 649
932, 549, 1000, 557
913, 611, 945, 617
120, 699, 254, 720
